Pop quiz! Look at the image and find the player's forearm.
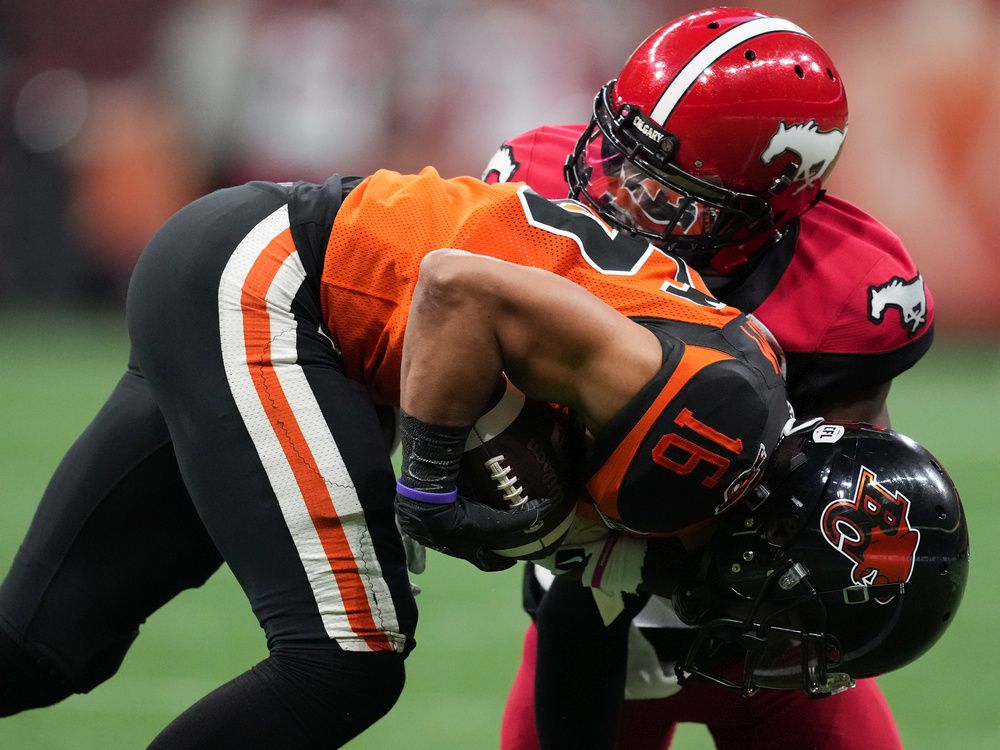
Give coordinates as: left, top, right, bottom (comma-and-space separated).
400, 248, 592, 425
400, 248, 660, 432
400, 249, 505, 427
803, 381, 892, 426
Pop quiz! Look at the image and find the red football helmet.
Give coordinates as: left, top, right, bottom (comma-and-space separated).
566, 7, 849, 273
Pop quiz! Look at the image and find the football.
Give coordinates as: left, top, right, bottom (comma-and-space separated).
458, 378, 579, 559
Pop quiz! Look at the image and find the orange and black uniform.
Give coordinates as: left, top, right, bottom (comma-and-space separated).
0, 168, 785, 748
325, 169, 786, 533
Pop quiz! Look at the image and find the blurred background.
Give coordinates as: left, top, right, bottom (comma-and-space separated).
2, 0, 1000, 322
1, 0, 998, 748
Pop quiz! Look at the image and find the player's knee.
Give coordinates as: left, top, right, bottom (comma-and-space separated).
0, 625, 76, 716
324, 649, 406, 724
261, 644, 406, 741
0, 619, 137, 716
147, 646, 407, 749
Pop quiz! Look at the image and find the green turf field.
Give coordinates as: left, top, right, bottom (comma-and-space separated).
1, 310, 998, 749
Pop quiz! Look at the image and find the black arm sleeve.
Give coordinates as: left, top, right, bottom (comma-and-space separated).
784, 324, 933, 416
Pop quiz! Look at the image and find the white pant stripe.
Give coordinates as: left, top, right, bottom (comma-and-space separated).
216, 204, 402, 652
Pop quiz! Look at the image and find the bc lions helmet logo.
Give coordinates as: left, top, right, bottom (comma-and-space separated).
868, 274, 928, 335
760, 120, 847, 195
821, 466, 921, 604
482, 144, 520, 184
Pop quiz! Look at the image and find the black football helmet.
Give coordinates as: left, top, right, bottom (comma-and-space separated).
672, 419, 970, 697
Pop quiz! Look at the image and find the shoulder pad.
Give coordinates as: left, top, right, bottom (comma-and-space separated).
755, 195, 934, 356
482, 124, 586, 199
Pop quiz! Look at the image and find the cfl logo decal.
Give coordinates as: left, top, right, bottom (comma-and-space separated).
813, 424, 845, 443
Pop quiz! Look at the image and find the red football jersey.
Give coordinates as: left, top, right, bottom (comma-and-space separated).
484, 126, 935, 411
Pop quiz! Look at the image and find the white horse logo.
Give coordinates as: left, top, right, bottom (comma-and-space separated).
760, 120, 847, 195
868, 275, 928, 335
482, 144, 520, 183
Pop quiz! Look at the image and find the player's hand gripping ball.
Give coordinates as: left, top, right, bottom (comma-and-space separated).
458, 379, 579, 559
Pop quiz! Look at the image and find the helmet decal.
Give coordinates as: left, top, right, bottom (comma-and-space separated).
648, 17, 811, 124
760, 120, 847, 195
821, 465, 921, 603
868, 274, 928, 335
812, 423, 845, 443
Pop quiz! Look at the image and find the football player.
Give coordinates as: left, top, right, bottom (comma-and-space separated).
0, 167, 788, 748
482, 7, 936, 750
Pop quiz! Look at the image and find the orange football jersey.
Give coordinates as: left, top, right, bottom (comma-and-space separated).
322, 167, 738, 406
320, 167, 786, 533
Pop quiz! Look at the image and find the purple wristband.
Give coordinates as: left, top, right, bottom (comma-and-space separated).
395, 480, 458, 505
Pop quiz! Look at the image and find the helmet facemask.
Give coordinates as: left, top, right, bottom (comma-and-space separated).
676, 552, 857, 697
566, 82, 774, 266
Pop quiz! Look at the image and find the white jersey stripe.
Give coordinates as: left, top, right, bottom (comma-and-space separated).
649, 17, 811, 124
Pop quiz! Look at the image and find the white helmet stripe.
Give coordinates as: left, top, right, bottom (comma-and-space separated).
649, 17, 812, 125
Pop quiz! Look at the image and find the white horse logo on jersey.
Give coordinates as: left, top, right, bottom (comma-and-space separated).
760, 120, 847, 195
482, 144, 520, 184
868, 274, 927, 335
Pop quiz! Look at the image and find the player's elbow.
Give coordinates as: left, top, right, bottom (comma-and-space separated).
416, 248, 501, 310
417, 248, 470, 287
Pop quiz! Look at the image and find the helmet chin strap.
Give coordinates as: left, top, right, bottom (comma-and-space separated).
808, 671, 855, 697
707, 226, 783, 275
705, 184, 824, 275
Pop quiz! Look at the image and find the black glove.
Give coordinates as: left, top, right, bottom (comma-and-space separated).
395, 483, 551, 572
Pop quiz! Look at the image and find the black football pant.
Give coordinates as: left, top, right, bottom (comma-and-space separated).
0, 181, 417, 747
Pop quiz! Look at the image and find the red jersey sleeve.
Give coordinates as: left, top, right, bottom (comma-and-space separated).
758, 195, 933, 353
481, 124, 586, 200
750, 194, 934, 409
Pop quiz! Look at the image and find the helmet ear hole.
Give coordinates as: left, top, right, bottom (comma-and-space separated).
674, 583, 713, 625
763, 514, 801, 546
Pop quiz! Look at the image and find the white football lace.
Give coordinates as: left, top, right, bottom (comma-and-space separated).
483, 455, 528, 506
